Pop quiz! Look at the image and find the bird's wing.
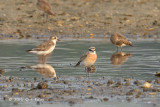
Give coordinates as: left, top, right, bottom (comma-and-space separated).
75, 52, 88, 67
79, 52, 88, 62
116, 33, 127, 40
116, 33, 133, 46
32, 40, 54, 51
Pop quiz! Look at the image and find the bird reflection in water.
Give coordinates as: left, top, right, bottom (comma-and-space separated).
29, 64, 56, 78
38, 53, 51, 64
110, 51, 132, 66
28, 54, 56, 78
86, 65, 96, 77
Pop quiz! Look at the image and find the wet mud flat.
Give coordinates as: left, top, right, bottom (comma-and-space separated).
0, 75, 160, 106
0, 0, 160, 39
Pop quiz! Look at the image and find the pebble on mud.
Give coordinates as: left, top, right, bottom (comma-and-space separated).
154, 79, 160, 84
37, 82, 48, 89
68, 100, 75, 106
34, 77, 37, 82
12, 88, 20, 93
63, 80, 69, 84
103, 98, 109, 102
3, 95, 8, 101
134, 80, 141, 86
124, 78, 131, 82
0, 69, 5, 75
13, 101, 18, 105
125, 82, 131, 86
107, 79, 114, 85
143, 82, 152, 88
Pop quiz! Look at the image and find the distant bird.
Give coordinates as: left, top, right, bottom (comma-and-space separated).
37, 0, 55, 21
27, 36, 60, 56
75, 47, 97, 72
29, 64, 56, 78
110, 51, 131, 66
110, 33, 133, 51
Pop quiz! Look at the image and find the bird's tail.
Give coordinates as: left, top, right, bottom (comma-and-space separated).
127, 41, 133, 47
47, 10, 55, 16
74, 61, 81, 67
26, 50, 32, 52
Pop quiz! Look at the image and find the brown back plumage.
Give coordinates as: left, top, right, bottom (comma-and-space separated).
37, 0, 54, 15
27, 40, 54, 52
110, 33, 133, 47
75, 52, 88, 67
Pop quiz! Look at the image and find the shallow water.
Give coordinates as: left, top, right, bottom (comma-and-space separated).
0, 39, 159, 80
0, 39, 160, 107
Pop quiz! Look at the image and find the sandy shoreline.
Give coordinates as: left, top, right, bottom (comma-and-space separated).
0, 0, 160, 39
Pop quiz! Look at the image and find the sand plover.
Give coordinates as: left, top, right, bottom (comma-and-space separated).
75, 47, 97, 72
110, 51, 131, 66
110, 33, 133, 51
27, 36, 60, 56
37, 0, 55, 16
37, 0, 55, 22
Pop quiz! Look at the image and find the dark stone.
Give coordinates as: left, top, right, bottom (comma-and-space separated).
37, 82, 48, 89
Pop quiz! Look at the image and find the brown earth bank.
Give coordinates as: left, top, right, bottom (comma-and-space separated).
0, 0, 160, 39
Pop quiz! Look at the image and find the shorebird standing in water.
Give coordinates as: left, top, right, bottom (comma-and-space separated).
110, 33, 133, 51
27, 36, 60, 56
36, 0, 55, 21
75, 47, 97, 73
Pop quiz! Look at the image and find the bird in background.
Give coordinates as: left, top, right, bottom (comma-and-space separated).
75, 47, 97, 72
37, 0, 55, 21
110, 33, 133, 51
27, 36, 60, 56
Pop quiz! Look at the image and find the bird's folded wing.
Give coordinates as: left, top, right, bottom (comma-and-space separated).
32, 40, 54, 51
79, 52, 88, 62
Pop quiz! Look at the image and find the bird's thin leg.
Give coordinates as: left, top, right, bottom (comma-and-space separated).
43, 56, 47, 64
116, 47, 119, 52
88, 72, 90, 77
120, 47, 122, 51
42, 56, 45, 64
85, 67, 87, 72
43, 13, 47, 23
85, 67, 89, 77
46, 14, 48, 23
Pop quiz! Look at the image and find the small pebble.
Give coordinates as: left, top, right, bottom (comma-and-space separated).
124, 78, 130, 82
107, 79, 114, 85
34, 77, 37, 82
13, 101, 18, 105
37, 101, 40, 105
154, 79, 160, 84
103, 98, 109, 101
37, 82, 48, 89
0, 69, 5, 75
68, 100, 75, 106
143, 82, 152, 88
134, 80, 141, 86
